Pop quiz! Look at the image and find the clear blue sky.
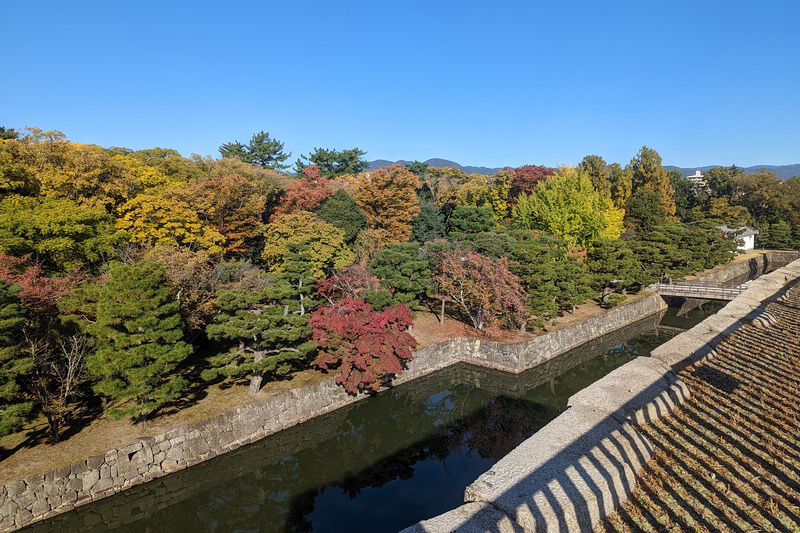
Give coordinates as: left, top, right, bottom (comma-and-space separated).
2, 1, 798, 169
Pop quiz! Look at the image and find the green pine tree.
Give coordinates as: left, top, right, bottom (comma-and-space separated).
370, 242, 432, 310
204, 249, 317, 394
586, 239, 641, 306
315, 189, 367, 245
87, 261, 192, 424
0, 280, 33, 436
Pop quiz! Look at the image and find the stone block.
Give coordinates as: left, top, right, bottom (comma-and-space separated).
66, 478, 84, 492
465, 406, 652, 533
161, 460, 180, 473
132, 446, 154, 465
70, 460, 88, 477
83, 469, 100, 492
15, 509, 33, 526
119, 442, 143, 456
166, 446, 184, 462
0, 514, 16, 533
115, 456, 137, 475
650, 333, 716, 370
75, 493, 93, 507
15, 491, 37, 510
121, 469, 140, 482
0, 499, 18, 521
93, 477, 114, 494
24, 473, 45, 492
46, 495, 61, 509
400, 502, 523, 533
567, 357, 687, 425
42, 481, 63, 500
87, 454, 105, 470
191, 438, 212, 456
5, 480, 26, 498
185, 456, 204, 468
30, 499, 51, 518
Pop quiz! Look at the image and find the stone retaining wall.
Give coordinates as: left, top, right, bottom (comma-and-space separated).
696, 250, 797, 285
0, 293, 668, 532
402, 258, 800, 533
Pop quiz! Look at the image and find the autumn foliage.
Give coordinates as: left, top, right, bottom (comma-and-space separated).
0, 254, 78, 316
188, 175, 266, 258
355, 164, 420, 244
432, 250, 527, 331
509, 164, 556, 204
270, 165, 333, 221
314, 264, 380, 304
310, 299, 417, 395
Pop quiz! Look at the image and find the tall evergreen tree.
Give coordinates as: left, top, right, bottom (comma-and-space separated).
586, 239, 640, 306
0, 280, 32, 436
370, 242, 431, 309
295, 147, 368, 178
205, 246, 317, 393
219, 131, 291, 171
87, 261, 192, 423
410, 201, 446, 244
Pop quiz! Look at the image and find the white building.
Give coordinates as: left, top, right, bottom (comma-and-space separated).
687, 170, 706, 188
718, 224, 759, 251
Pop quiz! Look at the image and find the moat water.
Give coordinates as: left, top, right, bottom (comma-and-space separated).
22, 302, 724, 533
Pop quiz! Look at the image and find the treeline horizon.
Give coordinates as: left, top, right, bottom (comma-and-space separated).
1, 125, 798, 447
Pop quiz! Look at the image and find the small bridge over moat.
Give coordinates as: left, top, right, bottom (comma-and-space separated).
647, 279, 748, 301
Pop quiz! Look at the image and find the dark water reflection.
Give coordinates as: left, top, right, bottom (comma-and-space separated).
23, 301, 724, 533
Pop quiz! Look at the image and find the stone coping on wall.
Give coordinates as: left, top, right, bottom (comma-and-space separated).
0, 293, 668, 532
401, 257, 800, 533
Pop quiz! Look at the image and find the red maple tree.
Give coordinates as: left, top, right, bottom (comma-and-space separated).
509, 164, 556, 204
0, 254, 78, 317
270, 165, 333, 221
310, 299, 417, 395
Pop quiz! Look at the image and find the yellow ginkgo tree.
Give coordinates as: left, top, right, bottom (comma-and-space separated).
115, 192, 225, 254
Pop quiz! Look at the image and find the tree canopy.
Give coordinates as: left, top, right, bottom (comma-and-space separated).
261, 211, 354, 278
295, 147, 368, 178
219, 131, 291, 171
355, 164, 421, 244
512, 166, 624, 247
86, 261, 193, 423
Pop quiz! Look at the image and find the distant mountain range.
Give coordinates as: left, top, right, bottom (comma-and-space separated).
369, 159, 800, 181
368, 158, 504, 176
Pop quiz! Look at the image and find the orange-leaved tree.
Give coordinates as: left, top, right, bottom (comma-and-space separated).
355, 165, 420, 244
187, 174, 267, 258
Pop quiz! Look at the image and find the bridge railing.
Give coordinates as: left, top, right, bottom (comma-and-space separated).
649, 281, 747, 301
